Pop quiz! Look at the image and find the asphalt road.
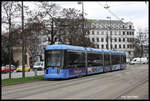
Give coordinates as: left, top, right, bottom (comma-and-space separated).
2, 64, 149, 99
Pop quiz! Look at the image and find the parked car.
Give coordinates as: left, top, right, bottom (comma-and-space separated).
5, 65, 16, 70
16, 65, 30, 72
1, 65, 15, 73
129, 57, 148, 65
33, 61, 44, 70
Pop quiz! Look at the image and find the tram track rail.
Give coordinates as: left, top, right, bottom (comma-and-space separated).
112, 79, 148, 99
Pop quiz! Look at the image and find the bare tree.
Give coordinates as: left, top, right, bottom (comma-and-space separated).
1, 35, 9, 65
2, 1, 22, 78
35, 2, 62, 45
132, 28, 148, 58
34, 2, 95, 48
58, 8, 96, 48
24, 19, 45, 64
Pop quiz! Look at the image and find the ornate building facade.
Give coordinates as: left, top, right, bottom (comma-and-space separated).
88, 19, 135, 60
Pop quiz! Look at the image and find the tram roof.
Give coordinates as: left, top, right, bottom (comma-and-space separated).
45, 44, 85, 51
110, 50, 118, 54
45, 44, 126, 55
103, 49, 111, 53
86, 48, 103, 53
120, 51, 126, 55
110, 50, 126, 55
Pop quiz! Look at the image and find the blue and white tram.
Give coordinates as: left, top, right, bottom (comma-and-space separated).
44, 44, 126, 79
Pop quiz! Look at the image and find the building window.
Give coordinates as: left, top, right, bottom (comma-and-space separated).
119, 38, 121, 42
97, 38, 99, 42
123, 38, 125, 42
101, 31, 104, 35
92, 30, 94, 35
119, 44, 121, 48
97, 45, 99, 48
123, 31, 125, 35
132, 32, 134, 35
123, 25, 125, 29
127, 32, 129, 35
92, 38, 95, 42
127, 38, 129, 42
123, 44, 125, 48
127, 45, 129, 48
106, 45, 108, 49
115, 44, 117, 49
115, 38, 117, 42
102, 45, 104, 49
129, 25, 132, 29
130, 44, 132, 49
101, 38, 104, 42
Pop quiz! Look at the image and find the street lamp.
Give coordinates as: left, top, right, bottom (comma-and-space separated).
78, 2, 84, 45
78, 1, 88, 75
21, 1, 25, 78
106, 16, 111, 50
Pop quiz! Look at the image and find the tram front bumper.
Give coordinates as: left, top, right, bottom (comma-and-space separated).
44, 74, 67, 79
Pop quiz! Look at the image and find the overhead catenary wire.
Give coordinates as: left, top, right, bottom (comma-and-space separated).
98, 2, 122, 21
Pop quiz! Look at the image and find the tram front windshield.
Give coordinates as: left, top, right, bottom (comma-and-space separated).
45, 50, 63, 67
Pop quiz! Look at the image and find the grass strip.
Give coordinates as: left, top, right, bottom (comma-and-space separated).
2, 75, 44, 86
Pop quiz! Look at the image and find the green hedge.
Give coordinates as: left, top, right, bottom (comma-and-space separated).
2, 75, 44, 86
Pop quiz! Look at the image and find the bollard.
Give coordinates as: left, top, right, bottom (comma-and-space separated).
34, 68, 37, 76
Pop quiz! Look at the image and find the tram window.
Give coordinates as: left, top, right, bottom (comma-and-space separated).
45, 50, 63, 67
104, 54, 110, 65
64, 51, 85, 68
87, 53, 103, 66
111, 55, 121, 65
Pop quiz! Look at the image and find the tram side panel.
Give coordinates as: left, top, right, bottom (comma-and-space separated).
64, 50, 87, 78
86, 52, 104, 75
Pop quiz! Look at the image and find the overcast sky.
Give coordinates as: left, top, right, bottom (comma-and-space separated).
53, 1, 148, 32
2, 1, 149, 33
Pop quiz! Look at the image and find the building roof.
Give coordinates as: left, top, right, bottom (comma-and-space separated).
88, 19, 124, 25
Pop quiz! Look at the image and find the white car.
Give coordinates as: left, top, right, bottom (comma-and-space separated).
130, 57, 148, 64
33, 61, 44, 70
